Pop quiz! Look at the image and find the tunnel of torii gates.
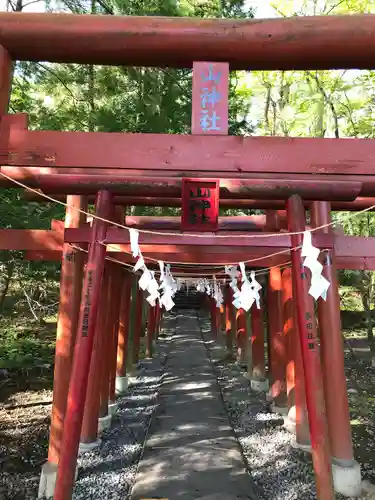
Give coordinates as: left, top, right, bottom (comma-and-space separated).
3, 11, 375, 500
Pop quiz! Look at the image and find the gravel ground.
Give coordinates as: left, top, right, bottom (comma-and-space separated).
0, 320, 173, 500
2, 310, 375, 500
198, 312, 373, 500
73, 330, 171, 500
345, 356, 375, 488
0, 370, 53, 500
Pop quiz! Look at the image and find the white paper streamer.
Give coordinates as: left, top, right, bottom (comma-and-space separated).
129, 228, 141, 258
130, 229, 161, 307
301, 231, 331, 301
225, 265, 240, 294
133, 253, 145, 273
249, 271, 262, 309
196, 279, 206, 293
213, 281, 223, 308
232, 264, 262, 312
159, 261, 165, 281
158, 262, 177, 311
138, 267, 152, 291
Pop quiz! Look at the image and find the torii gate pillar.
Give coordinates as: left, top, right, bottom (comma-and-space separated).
311, 202, 361, 497
282, 266, 310, 447
288, 195, 334, 499
249, 302, 269, 392
268, 267, 288, 413
54, 190, 112, 500
115, 273, 132, 395
39, 196, 87, 498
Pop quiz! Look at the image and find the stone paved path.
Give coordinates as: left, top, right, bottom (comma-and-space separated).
130, 311, 257, 500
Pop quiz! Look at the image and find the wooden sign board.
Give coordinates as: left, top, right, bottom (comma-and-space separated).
191, 61, 229, 135
181, 178, 219, 232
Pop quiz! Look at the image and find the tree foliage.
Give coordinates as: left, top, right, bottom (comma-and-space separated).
2, 0, 375, 344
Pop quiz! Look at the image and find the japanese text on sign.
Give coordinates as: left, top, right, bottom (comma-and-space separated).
81, 270, 93, 337
305, 311, 316, 350
191, 62, 229, 135
200, 65, 222, 132
188, 186, 211, 226
181, 179, 219, 232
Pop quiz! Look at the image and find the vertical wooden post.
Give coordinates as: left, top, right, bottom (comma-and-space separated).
108, 267, 123, 405
127, 276, 137, 361
145, 305, 157, 358
54, 190, 112, 500
155, 304, 161, 341
250, 302, 265, 380
215, 305, 220, 337
99, 262, 120, 420
268, 267, 288, 410
220, 303, 225, 332
132, 286, 144, 365
311, 202, 360, 495
236, 308, 247, 365
47, 197, 87, 466
108, 207, 125, 405
287, 195, 334, 500
116, 273, 132, 394
248, 301, 269, 392
282, 267, 310, 445
80, 265, 110, 446
0, 45, 13, 114
225, 285, 235, 359
210, 297, 218, 338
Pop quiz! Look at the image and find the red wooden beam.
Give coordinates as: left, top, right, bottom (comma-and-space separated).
50, 215, 287, 232
125, 215, 285, 231
0, 165, 365, 200
0, 118, 375, 180
23, 191, 375, 212
23, 249, 375, 271
3, 227, 373, 264
64, 226, 334, 249
0, 13, 375, 70
0, 228, 63, 250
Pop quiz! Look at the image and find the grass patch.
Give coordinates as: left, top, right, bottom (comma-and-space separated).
340, 286, 363, 312
0, 316, 56, 370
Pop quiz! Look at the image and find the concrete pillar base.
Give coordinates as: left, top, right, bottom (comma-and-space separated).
271, 403, 288, 415
78, 438, 101, 455
283, 415, 296, 434
38, 462, 79, 499
332, 459, 362, 497
361, 480, 375, 497
108, 401, 118, 416
98, 414, 112, 434
115, 375, 128, 395
38, 462, 57, 499
128, 374, 139, 386
236, 360, 247, 369
250, 377, 269, 392
291, 440, 312, 453
265, 389, 274, 402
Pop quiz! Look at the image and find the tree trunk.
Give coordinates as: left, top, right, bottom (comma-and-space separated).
0, 260, 14, 312
360, 273, 375, 355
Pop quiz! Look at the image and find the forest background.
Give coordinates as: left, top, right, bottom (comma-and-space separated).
1, 0, 375, 370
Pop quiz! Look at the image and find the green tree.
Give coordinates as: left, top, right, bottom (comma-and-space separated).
1, 0, 254, 313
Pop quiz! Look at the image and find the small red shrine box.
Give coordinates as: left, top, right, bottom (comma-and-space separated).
181, 178, 219, 232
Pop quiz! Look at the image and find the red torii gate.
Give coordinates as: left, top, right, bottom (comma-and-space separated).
23, 190, 375, 210
0, 10, 374, 500
3, 221, 375, 270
